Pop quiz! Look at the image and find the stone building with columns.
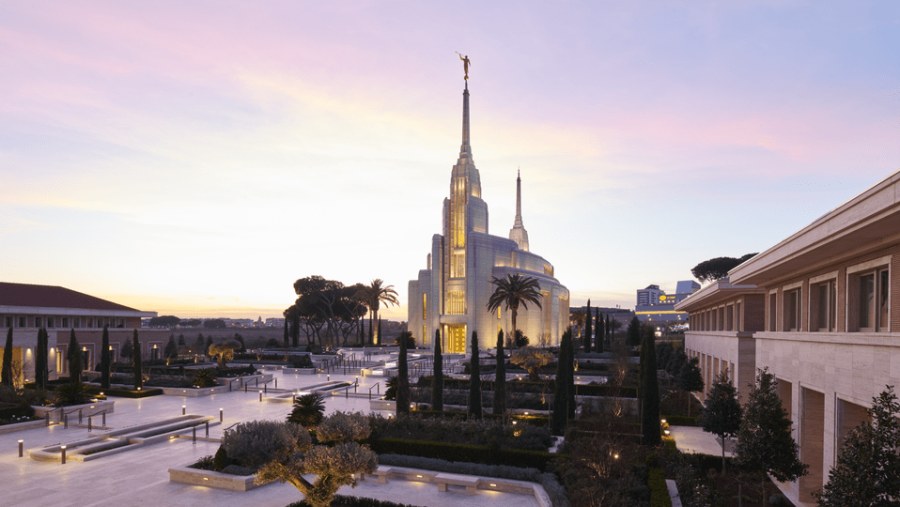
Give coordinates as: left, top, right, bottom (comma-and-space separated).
0, 282, 167, 384
675, 171, 900, 505
407, 81, 569, 354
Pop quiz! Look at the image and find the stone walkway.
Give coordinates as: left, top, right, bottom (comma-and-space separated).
0, 365, 540, 507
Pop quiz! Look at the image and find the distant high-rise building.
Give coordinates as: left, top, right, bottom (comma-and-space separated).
634, 280, 699, 324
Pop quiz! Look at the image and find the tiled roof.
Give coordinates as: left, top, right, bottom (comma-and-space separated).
0, 282, 140, 312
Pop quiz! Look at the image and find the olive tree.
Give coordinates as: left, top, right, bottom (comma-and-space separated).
258, 412, 377, 507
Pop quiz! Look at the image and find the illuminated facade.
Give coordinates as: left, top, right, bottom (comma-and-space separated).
634, 280, 699, 324
407, 82, 569, 354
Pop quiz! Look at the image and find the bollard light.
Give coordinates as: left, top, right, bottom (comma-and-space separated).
60, 445, 67, 465
18, 439, 23, 458
219, 408, 224, 423
205, 421, 209, 437
182, 404, 186, 415
274, 378, 277, 389
192, 426, 196, 443
259, 390, 263, 402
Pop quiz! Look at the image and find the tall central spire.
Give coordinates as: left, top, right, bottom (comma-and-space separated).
460, 82, 471, 156
514, 169, 524, 227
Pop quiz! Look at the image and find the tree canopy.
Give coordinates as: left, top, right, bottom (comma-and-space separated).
701, 371, 741, 470
691, 253, 757, 282
818, 386, 900, 506
487, 273, 543, 342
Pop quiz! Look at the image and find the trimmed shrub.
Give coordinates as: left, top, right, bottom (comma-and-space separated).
222, 420, 310, 469
370, 437, 554, 471
649, 467, 672, 507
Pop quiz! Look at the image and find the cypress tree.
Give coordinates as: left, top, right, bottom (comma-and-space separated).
468, 331, 482, 419
627, 316, 641, 348
291, 314, 300, 347
583, 299, 592, 352
377, 317, 383, 346
67, 329, 82, 384
432, 329, 443, 412
605, 315, 612, 347
566, 332, 576, 419
100, 325, 111, 389
396, 331, 410, 415
551, 329, 572, 435
121, 336, 133, 360
35, 327, 48, 390
594, 309, 604, 353
640, 325, 661, 445
283, 319, 290, 348
1, 327, 13, 387
494, 329, 506, 420
133, 329, 143, 390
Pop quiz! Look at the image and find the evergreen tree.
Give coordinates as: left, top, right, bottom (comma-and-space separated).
736, 368, 806, 503
495, 329, 506, 420
551, 329, 573, 435
100, 325, 111, 389
1, 327, 13, 387
205, 335, 213, 352
377, 317, 383, 346
640, 325, 661, 445
133, 330, 143, 390
594, 309, 603, 353
566, 330, 575, 419
818, 386, 900, 506
701, 371, 741, 471
468, 331, 482, 419
605, 315, 612, 347
34, 327, 48, 390
67, 329, 82, 384
678, 356, 704, 417
626, 316, 641, 348
396, 331, 410, 415
432, 329, 443, 412
164, 335, 178, 361
583, 299, 592, 352
121, 336, 133, 361
283, 319, 290, 348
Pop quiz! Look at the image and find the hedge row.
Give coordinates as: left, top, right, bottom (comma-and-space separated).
371, 437, 554, 471
648, 467, 672, 507
661, 414, 700, 426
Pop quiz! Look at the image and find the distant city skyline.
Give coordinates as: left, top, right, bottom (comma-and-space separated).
2, 3, 898, 322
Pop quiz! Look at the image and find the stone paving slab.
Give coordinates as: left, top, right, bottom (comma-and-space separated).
0, 368, 540, 507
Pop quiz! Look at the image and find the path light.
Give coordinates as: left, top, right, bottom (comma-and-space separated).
219, 408, 224, 423
182, 404, 186, 415
664, 429, 671, 437
60, 445, 67, 465
259, 390, 263, 402
18, 439, 23, 458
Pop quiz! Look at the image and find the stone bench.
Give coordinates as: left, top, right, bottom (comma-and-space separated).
371, 465, 392, 484
434, 472, 479, 493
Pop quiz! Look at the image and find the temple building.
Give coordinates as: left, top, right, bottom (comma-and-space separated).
407, 81, 569, 354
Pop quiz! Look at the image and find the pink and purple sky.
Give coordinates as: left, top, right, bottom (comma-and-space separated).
2, 2, 898, 320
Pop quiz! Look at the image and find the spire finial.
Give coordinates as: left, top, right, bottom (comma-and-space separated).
509, 169, 530, 251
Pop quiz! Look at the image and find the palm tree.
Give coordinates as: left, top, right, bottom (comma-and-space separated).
288, 392, 326, 428
487, 273, 543, 342
364, 279, 399, 345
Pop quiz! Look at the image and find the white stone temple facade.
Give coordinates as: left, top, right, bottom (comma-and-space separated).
407, 82, 569, 354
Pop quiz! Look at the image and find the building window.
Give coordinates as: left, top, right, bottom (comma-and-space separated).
849, 267, 889, 332
810, 280, 836, 332
447, 291, 465, 315
421, 293, 427, 321
783, 289, 800, 331
450, 250, 466, 278
4, 317, 11, 328
47, 318, 54, 328
768, 293, 777, 332
18, 317, 25, 328
35, 317, 42, 328
62, 317, 69, 328
725, 304, 734, 331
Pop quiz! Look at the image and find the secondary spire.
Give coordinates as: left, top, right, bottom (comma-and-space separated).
508, 169, 530, 252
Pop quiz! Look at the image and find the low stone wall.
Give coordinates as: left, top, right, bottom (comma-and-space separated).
168, 466, 264, 491
33, 399, 116, 421
0, 418, 46, 435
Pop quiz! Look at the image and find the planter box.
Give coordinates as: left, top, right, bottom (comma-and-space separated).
169, 466, 269, 491
369, 399, 394, 412
33, 399, 115, 421
282, 367, 316, 375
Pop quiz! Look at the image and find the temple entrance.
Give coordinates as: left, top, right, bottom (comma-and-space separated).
447, 325, 467, 354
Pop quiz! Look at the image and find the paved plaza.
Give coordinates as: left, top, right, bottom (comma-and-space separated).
0, 359, 541, 507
